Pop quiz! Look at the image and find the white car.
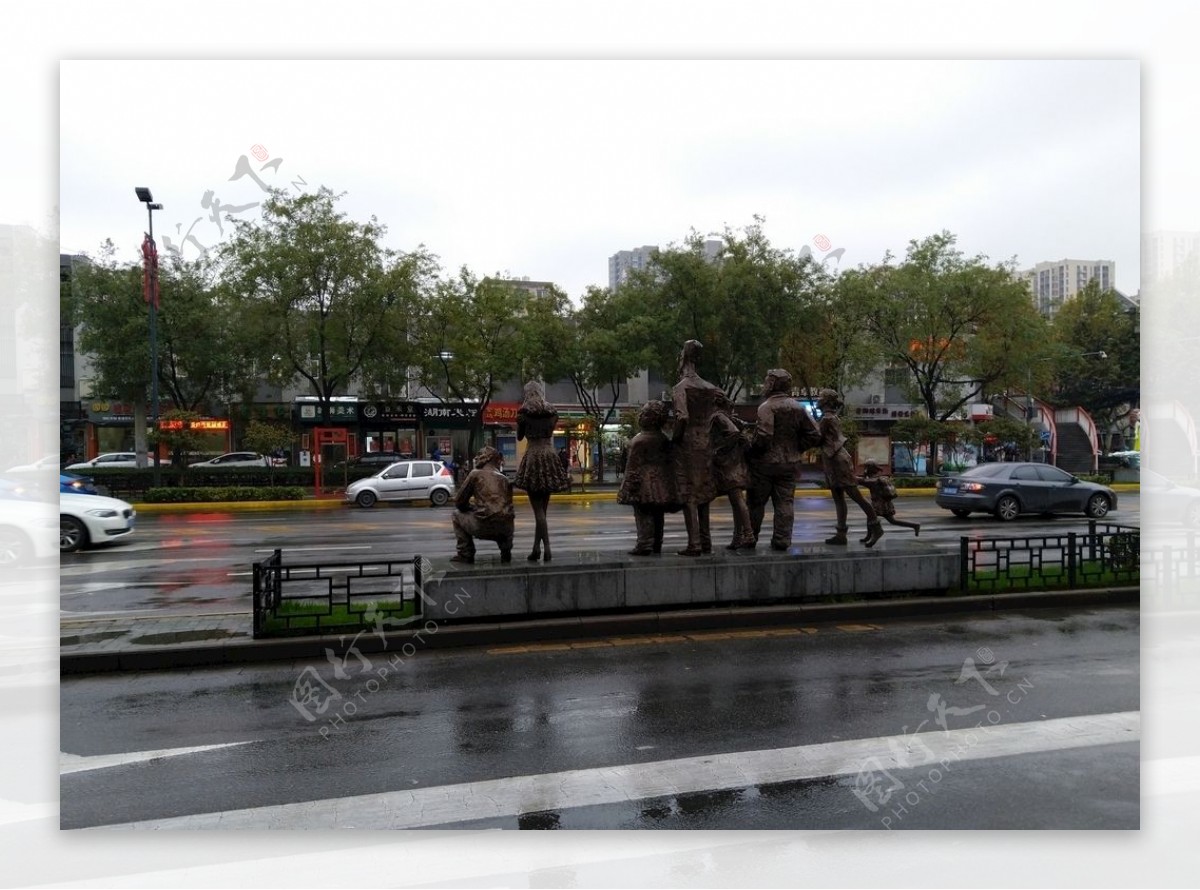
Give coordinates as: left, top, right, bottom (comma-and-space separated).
66, 452, 170, 471
190, 451, 270, 468
345, 460, 456, 508
4, 454, 60, 474
0, 497, 58, 566
60, 492, 136, 553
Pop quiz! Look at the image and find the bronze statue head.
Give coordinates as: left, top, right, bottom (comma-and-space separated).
638, 399, 667, 430
520, 379, 550, 414
474, 446, 503, 469
763, 368, 792, 396
678, 339, 703, 374
817, 388, 842, 411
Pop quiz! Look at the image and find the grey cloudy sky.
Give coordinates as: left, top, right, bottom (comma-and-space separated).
60, 59, 1140, 296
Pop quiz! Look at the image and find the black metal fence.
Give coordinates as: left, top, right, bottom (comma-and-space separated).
959, 521, 1140, 591
252, 548, 425, 638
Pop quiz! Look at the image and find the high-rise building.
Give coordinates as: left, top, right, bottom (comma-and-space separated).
608, 245, 658, 291
1142, 230, 1200, 286
1019, 258, 1115, 317
608, 239, 723, 291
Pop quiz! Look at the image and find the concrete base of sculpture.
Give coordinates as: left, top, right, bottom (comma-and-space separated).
421, 542, 959, 622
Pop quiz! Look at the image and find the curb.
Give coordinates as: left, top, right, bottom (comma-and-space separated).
60, 586, 1139, 675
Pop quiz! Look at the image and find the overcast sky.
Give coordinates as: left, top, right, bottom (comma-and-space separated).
60, 59, 1140, 297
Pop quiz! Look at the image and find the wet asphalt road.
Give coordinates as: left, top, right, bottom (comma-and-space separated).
59, 604, 1139, 829
57, 495, 1142, 618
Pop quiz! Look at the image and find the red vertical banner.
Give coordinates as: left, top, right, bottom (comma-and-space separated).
141, 233, 160, 309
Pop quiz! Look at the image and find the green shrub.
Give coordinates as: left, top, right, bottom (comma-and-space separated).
142, 486, 307, 503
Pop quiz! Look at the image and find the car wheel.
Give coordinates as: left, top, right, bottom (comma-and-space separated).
429, 488, 450, 507
994, 495, 1021, 522
950, 508, 971, 519
1185, 500, 1200, 529
0, 526, 31, 567
1085, 493, 1111, 519
356, 490, 378, 508
60, 516, 88, 553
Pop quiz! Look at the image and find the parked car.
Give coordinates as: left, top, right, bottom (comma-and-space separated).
1139, 468, 1200, 527
1106, 450, 1140, 469
345, 460, 456, 508
190, 452, 271, 468
328, 452, 411, 473
2, 454, 61, 474
935, 462, 1117, 521
60, 491, 136, 553
60, 472, 98, 495
66, 452, 170, 470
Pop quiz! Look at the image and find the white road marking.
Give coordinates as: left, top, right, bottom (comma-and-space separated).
98, 711, 1138, 829
60, 741, 256, 775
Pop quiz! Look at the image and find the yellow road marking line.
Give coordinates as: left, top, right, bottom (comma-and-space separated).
486, 624, 848, 654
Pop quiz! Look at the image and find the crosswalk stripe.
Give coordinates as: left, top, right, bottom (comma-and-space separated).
98, 711, 1138, 830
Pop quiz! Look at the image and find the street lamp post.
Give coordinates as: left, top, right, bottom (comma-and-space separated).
136, 187, 164, 487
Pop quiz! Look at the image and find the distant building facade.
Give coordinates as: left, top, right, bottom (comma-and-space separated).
1019, 258, 1115, 317
608, 239, 723, 291
1142, 230, 1200, 286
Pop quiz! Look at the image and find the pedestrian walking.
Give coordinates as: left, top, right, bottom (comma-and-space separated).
856, 460, 920, 538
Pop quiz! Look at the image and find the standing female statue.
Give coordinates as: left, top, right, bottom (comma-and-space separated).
513, 380, 570, 562
671, 340, 722, 555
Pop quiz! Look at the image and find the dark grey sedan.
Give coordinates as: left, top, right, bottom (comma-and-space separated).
935, 462, 1117, 521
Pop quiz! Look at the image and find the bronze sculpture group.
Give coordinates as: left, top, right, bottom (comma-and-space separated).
450, 340, 890, 563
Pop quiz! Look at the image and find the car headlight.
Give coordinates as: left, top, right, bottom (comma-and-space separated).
86, 508, 119, 518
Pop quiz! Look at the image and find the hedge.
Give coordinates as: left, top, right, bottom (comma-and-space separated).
141, 486, 308, 503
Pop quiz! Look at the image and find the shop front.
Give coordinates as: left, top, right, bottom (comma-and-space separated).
419, 403, 482, 473
357, 400, 420, 459
295, 397, 360, 467
83, 399, 229, 461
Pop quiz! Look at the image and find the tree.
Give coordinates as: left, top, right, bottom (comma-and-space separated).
622, 220, 821, 398
782, 266, 879, 396
148, 409, 210, 471
220, 187, 429, 420
243, 420, 295, 472
1050, 280, 1140, 451
155, 255, 249, 413
408, 271, 529, 454
64, 241, 156, 463
838, 232, 1053, 470
888, 414, 951, 476
536, 285, 657, 484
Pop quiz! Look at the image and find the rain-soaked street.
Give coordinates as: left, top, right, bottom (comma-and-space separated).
60, 604, 1139, 829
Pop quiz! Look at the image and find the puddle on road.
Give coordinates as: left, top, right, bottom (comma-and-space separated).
128, 629, 250, 645
60, 631, 127, 647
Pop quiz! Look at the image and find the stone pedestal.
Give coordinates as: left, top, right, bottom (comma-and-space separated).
419, 543, 959, 622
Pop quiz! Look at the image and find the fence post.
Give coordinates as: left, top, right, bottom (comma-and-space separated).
1068, 532, 1077, 588
1087, 520, 1097, 564
413, 554, 423, 615
959, 537, 969, 591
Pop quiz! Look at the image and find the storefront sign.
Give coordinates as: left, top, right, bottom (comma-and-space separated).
482, 402, 519, 425
296, 401, 359, 423
358, 401, 420, 424
853, 404, 918, 420
420, 404, 480, 427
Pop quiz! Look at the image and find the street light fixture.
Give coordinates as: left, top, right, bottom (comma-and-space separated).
136, 187, 163, 487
